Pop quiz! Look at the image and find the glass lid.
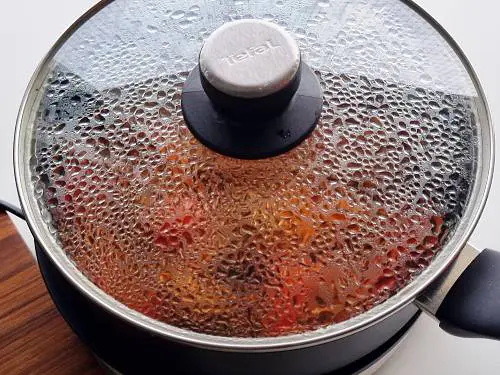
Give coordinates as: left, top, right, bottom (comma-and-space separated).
15, 0, 492, 345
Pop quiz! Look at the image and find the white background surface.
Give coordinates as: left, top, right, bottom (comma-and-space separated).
0, 1, 499, 374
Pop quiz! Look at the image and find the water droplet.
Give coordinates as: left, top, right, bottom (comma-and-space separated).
179, 19, 192, 29
147, 25, 158, 33
54, 123, 66, 133
109, 88, 122, 98
171, 10, 185, 20
420, 74, 433, 84
70, 95, 81, 105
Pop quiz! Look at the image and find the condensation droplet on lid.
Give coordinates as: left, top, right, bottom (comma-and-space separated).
171, 10, 185, 20
420, 74, 433, 84
146, 25, 159, 33
70, 95, 81, 105
109, 88, 122, 98
179, 20, 192, 29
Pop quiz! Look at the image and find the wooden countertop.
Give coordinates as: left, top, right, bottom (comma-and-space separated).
0, 213, 103, 375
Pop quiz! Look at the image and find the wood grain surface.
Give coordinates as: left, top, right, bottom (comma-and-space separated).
0, 213, 103, 375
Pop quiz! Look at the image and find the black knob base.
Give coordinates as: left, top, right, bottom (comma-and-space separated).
181, 64, 323, 160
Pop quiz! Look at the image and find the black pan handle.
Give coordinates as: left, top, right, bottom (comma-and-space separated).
0, 199, 25, 220
436, 249, 500, 339
417, 245, 500, 340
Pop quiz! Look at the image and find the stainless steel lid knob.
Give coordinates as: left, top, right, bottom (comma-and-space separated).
181, 19, 323, 159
